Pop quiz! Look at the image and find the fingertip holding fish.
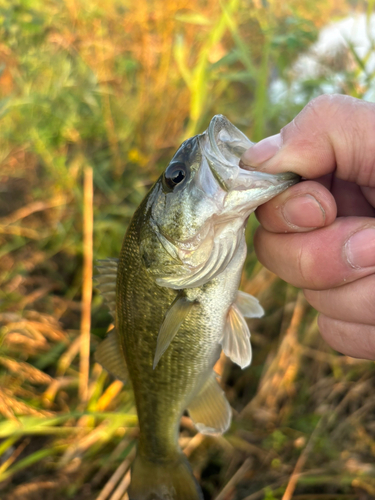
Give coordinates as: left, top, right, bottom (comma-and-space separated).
240, 132, 283, 168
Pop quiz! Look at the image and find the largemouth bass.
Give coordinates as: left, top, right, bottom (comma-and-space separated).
95, 115, 299, 500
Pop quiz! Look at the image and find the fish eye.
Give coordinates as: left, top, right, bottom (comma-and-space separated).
163, 162, 188, 190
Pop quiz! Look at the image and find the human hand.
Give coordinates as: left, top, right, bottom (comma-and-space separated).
240, 94, 375, 359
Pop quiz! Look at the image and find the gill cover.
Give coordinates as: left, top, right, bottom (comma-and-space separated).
141, 115, 299, 290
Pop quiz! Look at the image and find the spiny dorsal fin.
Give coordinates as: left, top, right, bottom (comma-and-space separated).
220, 303, 252, 369
187, 371, 231, 435
94, 258, 118, 319
95, 328, 127, 381
153, 295, 195, 369
235, 290, 264, 318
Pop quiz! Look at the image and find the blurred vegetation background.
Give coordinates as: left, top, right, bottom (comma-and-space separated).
1, 0, 375, 499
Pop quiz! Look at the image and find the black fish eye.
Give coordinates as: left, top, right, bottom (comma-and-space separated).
163, 162, 187, 190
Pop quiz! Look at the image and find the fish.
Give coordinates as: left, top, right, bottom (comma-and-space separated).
95, 115, 299, 500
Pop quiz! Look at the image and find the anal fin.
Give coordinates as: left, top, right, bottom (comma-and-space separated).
221, 303, 252, 369
187, 372, 231, 435
95, 329, 127, 381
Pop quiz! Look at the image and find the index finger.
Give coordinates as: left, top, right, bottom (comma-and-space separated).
240, 94, 375, 188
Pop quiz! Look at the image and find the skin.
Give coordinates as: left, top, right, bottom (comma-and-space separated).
240, 94, 375, 360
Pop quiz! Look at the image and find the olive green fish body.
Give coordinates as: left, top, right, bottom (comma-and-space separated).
95, 115, 300, 500
116, 200, 245, 460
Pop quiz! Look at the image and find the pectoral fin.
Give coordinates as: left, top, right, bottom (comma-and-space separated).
235, 290, 264, 318
187, 372, 231, 435
95, 258, 118, 319
153, 296, 195, 369
95, 329, 127, 381
221, 303, 252, 369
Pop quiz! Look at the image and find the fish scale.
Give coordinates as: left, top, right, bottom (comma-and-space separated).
117, 210, 222, 452
95, 115, 299, 499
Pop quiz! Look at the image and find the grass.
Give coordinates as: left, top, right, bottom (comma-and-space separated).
1, 0, 375, 498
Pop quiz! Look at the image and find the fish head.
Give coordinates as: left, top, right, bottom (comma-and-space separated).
140, 115, 299, 289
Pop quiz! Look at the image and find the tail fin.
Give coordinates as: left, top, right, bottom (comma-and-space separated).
129, 453, 203, 500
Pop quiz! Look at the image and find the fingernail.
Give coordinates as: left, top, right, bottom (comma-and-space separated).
282, 195, 326, 228
241, 133, 282, 167
345, 227, 375, 268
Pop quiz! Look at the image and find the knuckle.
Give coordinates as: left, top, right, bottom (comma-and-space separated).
281, 94, 341, 145
337, 106, 375, 186
304, 94, 342, 118
286, 94, 375, 187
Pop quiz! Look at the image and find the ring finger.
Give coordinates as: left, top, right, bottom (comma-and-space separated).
304, 274, 375, 325
318, 315, 375, 360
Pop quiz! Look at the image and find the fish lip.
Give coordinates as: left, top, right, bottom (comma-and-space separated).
238, 161, 300, 182
203, 114, 300, 193
273, 171, 301, 182
240, 170, 300, 197
272, 174, 301, 190
238, 170, 301, 190
207, 114, 251, 156
236, 169, 300, 184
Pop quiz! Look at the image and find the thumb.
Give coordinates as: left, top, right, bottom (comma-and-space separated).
240, 94, 375, 188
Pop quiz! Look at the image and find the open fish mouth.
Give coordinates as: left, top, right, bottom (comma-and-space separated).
200, 114, 300, 212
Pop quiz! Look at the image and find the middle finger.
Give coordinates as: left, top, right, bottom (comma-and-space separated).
254, 216, 375, 290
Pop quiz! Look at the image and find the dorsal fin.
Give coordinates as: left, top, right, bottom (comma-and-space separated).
220, 303, 252, 369
94, 258, 118, 319
187, 371, 231, 435
153, 295, 195, 369
95, 328, 127, 381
